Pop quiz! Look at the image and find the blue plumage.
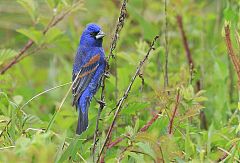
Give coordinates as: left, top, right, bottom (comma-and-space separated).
72, 23, 106, 135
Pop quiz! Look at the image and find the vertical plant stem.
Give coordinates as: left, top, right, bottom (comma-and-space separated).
97, 36, 159, 162
92, 77, 106, 162
92, 0, 128, 160
164, 0, 169, 89
176, 15, 207, 129
225, 25, 240, 88
176, 15, 193, 69
228, 56, 234, 103
114, 56, 118, 99
168, 89, 181, 134
46, 71, 82, 132
107, 109, 163, 149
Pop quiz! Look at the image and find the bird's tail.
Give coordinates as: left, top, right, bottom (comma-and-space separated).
76, 109, 88, 135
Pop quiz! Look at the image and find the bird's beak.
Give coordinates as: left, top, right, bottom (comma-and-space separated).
95, 30, 105, 39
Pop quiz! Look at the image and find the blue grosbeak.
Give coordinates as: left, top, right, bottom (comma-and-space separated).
72, 23, 106, 135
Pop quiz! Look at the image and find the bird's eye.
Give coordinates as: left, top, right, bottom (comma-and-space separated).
90, 32, 98, 37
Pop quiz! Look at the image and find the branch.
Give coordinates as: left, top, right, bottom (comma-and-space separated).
225, 24, 240, 88
108, 0, 128, 59
217, 145, 240, 162
0, 120, 12, 138
176, 15, 206, 130
168, 89, 181, 134
164, 0, 169, 89
107, 110, 162, 149
140, 110, 162, 132
97, 36, 159, 162
0, 1, 82, 75
92, 0, 128, 160
176, 15, 193, 69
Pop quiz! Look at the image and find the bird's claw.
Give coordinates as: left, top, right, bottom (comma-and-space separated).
97, 100, 106, 106
104, 72, 110, 78
93, 96, 106, 106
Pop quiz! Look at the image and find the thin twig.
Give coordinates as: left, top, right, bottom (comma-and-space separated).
0, 1, 83, 75
91, 0, 128, 160
0, 40, 33, 74
176, 15, 193, 70
217, 145, 240, 162
168, 89, 181, 134
64, 141, 87, 163
107, 110, 162, 148
116, 144, 132, 162
164, 0, 169, 89
140, 110, 162, 132
177, 15, 200, 89
20, 82, 71, 110
176, 15, 206, 129
108, 0, 128, 59
225, 25, 240, 88
0, 120, 12, 138
46, 70, 82, 132
97, 36, 159, 162
0, 82, 71, 137
107, 136, 125, 149
111, 0, 128, 99
0, 146, 15, 150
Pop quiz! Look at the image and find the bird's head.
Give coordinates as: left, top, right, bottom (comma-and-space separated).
80, 23, 105, 47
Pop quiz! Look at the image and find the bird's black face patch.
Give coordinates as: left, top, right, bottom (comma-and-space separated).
81, 23, 104, 47
90, 31, 99, 37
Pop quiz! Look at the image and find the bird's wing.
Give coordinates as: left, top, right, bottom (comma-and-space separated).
72, 54, 100, 106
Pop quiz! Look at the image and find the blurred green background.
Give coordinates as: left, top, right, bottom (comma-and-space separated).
0, 0, 239, 162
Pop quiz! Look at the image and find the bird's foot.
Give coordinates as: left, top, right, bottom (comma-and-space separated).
104, 72, 110, 78
93, 97, 106, 106
97, 100, 106, 106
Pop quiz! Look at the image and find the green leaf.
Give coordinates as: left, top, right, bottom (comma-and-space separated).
58, 136, 83, 163
0, 49, 18, 65
224, 7, 238, 24
128, 5, 158, 40
126, 151, 145, 163
45, 0, 56, 9
17, 0, 37, 22
17, 28, 43, 45
15, 137, 31, 154
136, 142, 156, 160
45, 27, 63, 43
0, 92, 11, 115
13, 95, 23, 105
122, 102, 149, 115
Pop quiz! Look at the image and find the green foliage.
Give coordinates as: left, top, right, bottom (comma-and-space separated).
0, 0, 240, 162
0, 49, 17, 65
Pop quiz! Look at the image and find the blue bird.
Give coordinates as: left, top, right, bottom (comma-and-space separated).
72, 23, 106, 135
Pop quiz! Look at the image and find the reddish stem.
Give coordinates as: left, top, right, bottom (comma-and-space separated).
107, 110, 162, 149
168, 89, 181, 135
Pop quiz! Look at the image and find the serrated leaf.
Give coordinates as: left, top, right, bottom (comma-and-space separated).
136, 142, 156, 160
0, 49, 18, 65
17, 28, 43, 45
126, 151, 145, 163
45, 27, 63, 43
125, 126, 134, 137
23, 114, 42, 125
17, 0, 37, 22
0, 92, 10, 115
45, 0, 56, 9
